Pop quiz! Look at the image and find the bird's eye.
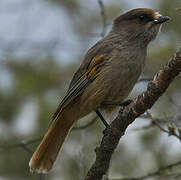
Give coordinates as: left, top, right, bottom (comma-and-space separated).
139, 15, 146, 21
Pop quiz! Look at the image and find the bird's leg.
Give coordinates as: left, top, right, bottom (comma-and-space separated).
96, 100, 132, 128
102, 99, 133, 107
95, 110, 110, 128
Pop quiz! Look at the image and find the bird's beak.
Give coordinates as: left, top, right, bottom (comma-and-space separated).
153, 16, 170, 24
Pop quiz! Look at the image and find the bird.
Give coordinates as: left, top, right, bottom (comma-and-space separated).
29, 8, 170, 173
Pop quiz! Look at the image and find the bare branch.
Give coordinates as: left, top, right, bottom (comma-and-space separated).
98, 0, 106, 37
0, 137, 42, 155
85, 49, 181, 180
134, 112, 181, 141
0, 117, 97, 155
176, 7, 181, 11
109, 160, 181, 180
151, 118, 181, 141
73, 117, 98, 131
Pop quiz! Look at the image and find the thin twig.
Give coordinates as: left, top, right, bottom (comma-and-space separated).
0, 117, 97, 155
146, 112, 181, 141
131, 114, 177, 131
0, 137, 42, 155
0, 137, 42, 149
98, 0, 106, 37
73, 117, 98, 131
110, 159, 181, 180
176, 7, 181, 11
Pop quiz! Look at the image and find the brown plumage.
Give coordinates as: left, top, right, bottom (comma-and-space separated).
29, 8, 170, 173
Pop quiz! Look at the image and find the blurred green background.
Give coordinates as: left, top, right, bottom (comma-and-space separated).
0, 0, 181, 179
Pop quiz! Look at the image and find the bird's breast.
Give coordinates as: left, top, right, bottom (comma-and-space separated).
80, 47, 146, 113
98, 49, 146, 112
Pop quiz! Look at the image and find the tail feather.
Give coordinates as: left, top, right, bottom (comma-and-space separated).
29, 113, 74, 173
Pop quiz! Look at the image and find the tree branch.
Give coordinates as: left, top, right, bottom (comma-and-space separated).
85, 49, 181, 180
73, 117, 98, 131
0, 137, 42, 155
133, 112, 181, 141
0, 117, 97, 154
110, 159, 181, 180
146, 112, 181, 141
98, 0, 106, 37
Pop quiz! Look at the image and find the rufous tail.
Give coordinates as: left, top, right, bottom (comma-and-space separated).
29, 112, 74, 173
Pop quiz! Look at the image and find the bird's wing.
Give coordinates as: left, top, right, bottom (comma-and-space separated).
52, 53, 108, 121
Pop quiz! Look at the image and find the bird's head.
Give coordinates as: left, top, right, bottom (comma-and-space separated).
113, 8, 170, 44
